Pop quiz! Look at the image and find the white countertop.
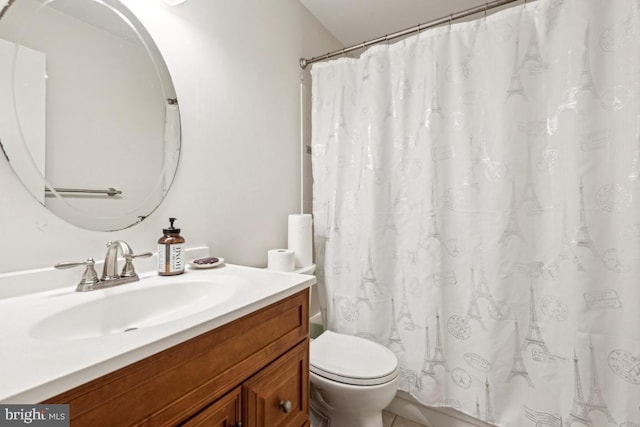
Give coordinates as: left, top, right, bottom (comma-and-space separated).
0, 263, 315, 403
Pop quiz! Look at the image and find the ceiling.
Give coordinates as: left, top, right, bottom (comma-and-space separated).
299, 0, 526, 48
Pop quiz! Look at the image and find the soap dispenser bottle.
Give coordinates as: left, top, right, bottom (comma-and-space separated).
158, 217, 186, 276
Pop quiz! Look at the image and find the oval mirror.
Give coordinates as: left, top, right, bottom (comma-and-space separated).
0, 0, 180, 231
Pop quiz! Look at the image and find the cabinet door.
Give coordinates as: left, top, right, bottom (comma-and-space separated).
182, 387, 241, 427
243, 340, 309, 427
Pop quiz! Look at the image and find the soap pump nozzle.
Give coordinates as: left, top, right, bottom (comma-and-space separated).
163, 217, 181, 234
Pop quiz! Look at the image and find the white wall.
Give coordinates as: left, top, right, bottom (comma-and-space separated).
0, 0, 340, 274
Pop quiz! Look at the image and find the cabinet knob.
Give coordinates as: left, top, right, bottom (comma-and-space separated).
279, 400, 293, 413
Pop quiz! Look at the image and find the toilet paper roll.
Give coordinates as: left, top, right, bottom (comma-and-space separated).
267, 249, 295, 272
288, 214, 313, 268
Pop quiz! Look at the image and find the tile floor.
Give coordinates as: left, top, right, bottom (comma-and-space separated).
383, 410, 428, 427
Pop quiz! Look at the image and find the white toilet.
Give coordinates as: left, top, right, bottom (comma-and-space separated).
309, 330, 400, 427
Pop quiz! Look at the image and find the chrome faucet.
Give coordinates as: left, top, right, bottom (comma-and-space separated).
102, 240, 133, 281
55, 240, 152, 292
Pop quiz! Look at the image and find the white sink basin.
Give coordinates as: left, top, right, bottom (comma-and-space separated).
29, 280, 237, 341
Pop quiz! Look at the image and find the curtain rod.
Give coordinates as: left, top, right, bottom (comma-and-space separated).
299, 0, 525, 69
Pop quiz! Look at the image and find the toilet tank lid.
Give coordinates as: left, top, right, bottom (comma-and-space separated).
310, 330, 398, 383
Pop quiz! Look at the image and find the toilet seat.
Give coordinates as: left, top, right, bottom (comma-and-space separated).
310, 330, 399, 386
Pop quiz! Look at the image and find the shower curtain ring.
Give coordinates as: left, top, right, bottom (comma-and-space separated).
342, 48, 346, 57
449, 14, 453, 29
484, 3, 488, 20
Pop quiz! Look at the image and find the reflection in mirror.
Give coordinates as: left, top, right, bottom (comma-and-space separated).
0, 0, 180, 231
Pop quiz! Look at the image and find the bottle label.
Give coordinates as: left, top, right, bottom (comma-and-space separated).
158, 243, 184, 273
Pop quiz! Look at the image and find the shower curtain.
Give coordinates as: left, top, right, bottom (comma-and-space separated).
311, 0, 640, 425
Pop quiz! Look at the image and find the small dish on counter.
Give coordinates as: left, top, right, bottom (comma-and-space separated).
188, 257, 225, 269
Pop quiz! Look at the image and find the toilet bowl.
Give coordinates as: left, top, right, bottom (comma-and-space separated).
310, 330, 399, 427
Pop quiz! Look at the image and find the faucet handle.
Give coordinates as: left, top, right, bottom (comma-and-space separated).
55, 257, 100, 289
120, 251, 153, 278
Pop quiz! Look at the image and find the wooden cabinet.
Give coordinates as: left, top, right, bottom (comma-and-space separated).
44, 289, 310, 427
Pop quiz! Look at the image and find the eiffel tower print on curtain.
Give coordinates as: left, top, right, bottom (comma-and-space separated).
422, 62, 444, 136
416, 322, 435, 391
419, 189, 444, 255
572, 178, 599, 257
522, 285, 551, 356
397, 277, 417, 331
506, 36, 527, 101
387, 299, 405, 353
584, 340, 616, 424
466, 268, 486, 330
484, 378, 495, 424
462, 136, 480, 189
358, 246, 384, 308
500, 179, 525, 243
518, 147, 545, 216
557, 203, 586, 272
576, 25, 598, 99
416, 313, 449, 388
520, 31, 548, 75
565, 351, 592, 426
431, 312, 448, 372
507, 316, 534, 388
475, 259, 495, 302
556, 25, 598, 116
384, 181, 399, 234
557, 49, 580, 114
565, 343, 618, 426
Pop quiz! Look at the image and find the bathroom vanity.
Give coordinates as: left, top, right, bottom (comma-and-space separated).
46, 289, 310, 426
0, 262, 314, 427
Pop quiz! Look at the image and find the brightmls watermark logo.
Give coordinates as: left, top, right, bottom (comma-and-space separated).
0, 405, 69, 426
